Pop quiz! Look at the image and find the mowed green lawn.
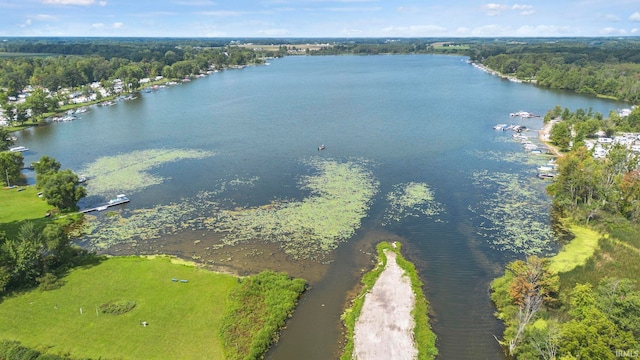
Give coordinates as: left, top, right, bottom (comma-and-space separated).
0, 186, 53, 238
0, 256, 238, 359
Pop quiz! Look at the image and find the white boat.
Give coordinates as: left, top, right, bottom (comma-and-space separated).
9, 146, 28, 153
493, 124, 507, 130
510, 111, 536, 118
537, 165, 554, 172
108, 194, 129, 205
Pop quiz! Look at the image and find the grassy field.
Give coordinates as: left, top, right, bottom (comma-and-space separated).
0, 185, 54, 238
548, 225, 600, 273
0, 256, 238, 359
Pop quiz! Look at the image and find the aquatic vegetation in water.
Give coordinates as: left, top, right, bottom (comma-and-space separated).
80, 158, 379, 259
467, 149, 549, 166
80, 148, 214, 195
206, 158, 379, 258
469, 171, 555, 255
383, 182, 444, 225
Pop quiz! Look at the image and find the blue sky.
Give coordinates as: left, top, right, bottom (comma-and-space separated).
1, 0, 639, 38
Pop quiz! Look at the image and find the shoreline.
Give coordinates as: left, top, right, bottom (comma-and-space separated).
538, 120, 562, 157
340, 242, 437, 360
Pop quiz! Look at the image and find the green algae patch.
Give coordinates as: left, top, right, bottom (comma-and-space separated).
470, 171, 555, 255
548, 225, 600, 273
211, 158, 379, 258
469, 148, 549, 166
340, 242, 437, 360
383, 182, 444, 225
80, 148, 214, 195
79, 158, 379, 259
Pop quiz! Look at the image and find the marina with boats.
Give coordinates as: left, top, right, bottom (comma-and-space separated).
493, 112, 558, 179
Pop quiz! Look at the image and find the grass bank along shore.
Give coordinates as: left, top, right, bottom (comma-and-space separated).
0, 255, 306, 360
340, 242, 437, 360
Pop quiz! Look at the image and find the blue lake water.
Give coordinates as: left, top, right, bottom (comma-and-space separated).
16, 55, 628, 359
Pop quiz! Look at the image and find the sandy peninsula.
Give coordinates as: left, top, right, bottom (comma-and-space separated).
538, 120, 562, 157
353, 249, 418, 360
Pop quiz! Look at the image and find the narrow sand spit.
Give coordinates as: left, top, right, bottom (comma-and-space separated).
538, 120, 562, 157
353, 250, 417, 360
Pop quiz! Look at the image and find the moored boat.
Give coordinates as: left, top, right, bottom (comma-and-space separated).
9, 146, 29, 153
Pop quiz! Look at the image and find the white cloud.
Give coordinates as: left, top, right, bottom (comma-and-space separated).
34, 14, 57, 21
483, 3, 508, 16
92, 23, 104, 28
381, 25, 447, 36
601, 27, 626, 35
112, 22, 123, 28
173, 0, 217, 5
19, 19, 33, 28
632, 28, 639, 34
512, 4, 531, 10
41, 0, 96, 5
340, 28, 364, 36
602, 14, 621, 22
455, 27, 470, 35
321, 6, 382, 12
257, 28, 289, 36
512, 4, 534, 15
631, 12, 640, 22
515, 25, 573, 36
199, 10, 250, 16
396, 6, 419, 14
99, 1, 107, 5
472, 24, 511, 36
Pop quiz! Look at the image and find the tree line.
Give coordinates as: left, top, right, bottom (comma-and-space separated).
0, 41, 275, 98
492, 256, 639, 359
472, 40, 640, 104
1, 153, 86, 294
491, 105, 640, 358
544, 107, 640, 223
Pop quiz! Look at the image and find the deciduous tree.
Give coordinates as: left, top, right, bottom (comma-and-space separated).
0, 151, 24, 186
41, 169, 86, 212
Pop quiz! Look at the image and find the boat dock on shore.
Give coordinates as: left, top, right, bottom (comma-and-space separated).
80, 194, 129, 213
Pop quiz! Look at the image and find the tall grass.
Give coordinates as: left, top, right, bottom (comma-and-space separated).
219, 271, 307, 360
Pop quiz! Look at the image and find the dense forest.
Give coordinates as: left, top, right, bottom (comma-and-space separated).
472, 39, 640, 104
0, 39, 276, 98
492, 106, 640, 359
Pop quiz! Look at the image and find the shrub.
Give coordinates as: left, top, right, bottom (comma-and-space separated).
98, 300, 136, 315
37, 273, 63, 291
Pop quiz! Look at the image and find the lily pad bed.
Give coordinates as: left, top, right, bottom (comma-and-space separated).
382, 182, 445, 226
79, 157, 379, 259
469, 170, 556, 255
80, 148, 214, 196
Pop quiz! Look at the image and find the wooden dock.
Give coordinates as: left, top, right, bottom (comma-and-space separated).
80, 195, 129, 213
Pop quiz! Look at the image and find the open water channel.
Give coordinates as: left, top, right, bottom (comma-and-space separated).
16, 55, 628, 359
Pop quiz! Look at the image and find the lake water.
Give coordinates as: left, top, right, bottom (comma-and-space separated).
16, 55, 628, 359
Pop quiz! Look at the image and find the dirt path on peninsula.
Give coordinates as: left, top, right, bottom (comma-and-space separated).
353, 250, 417, 360
538, 120, 562, 157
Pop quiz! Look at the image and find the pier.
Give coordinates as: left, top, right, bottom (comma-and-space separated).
80, 194, 129, 213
